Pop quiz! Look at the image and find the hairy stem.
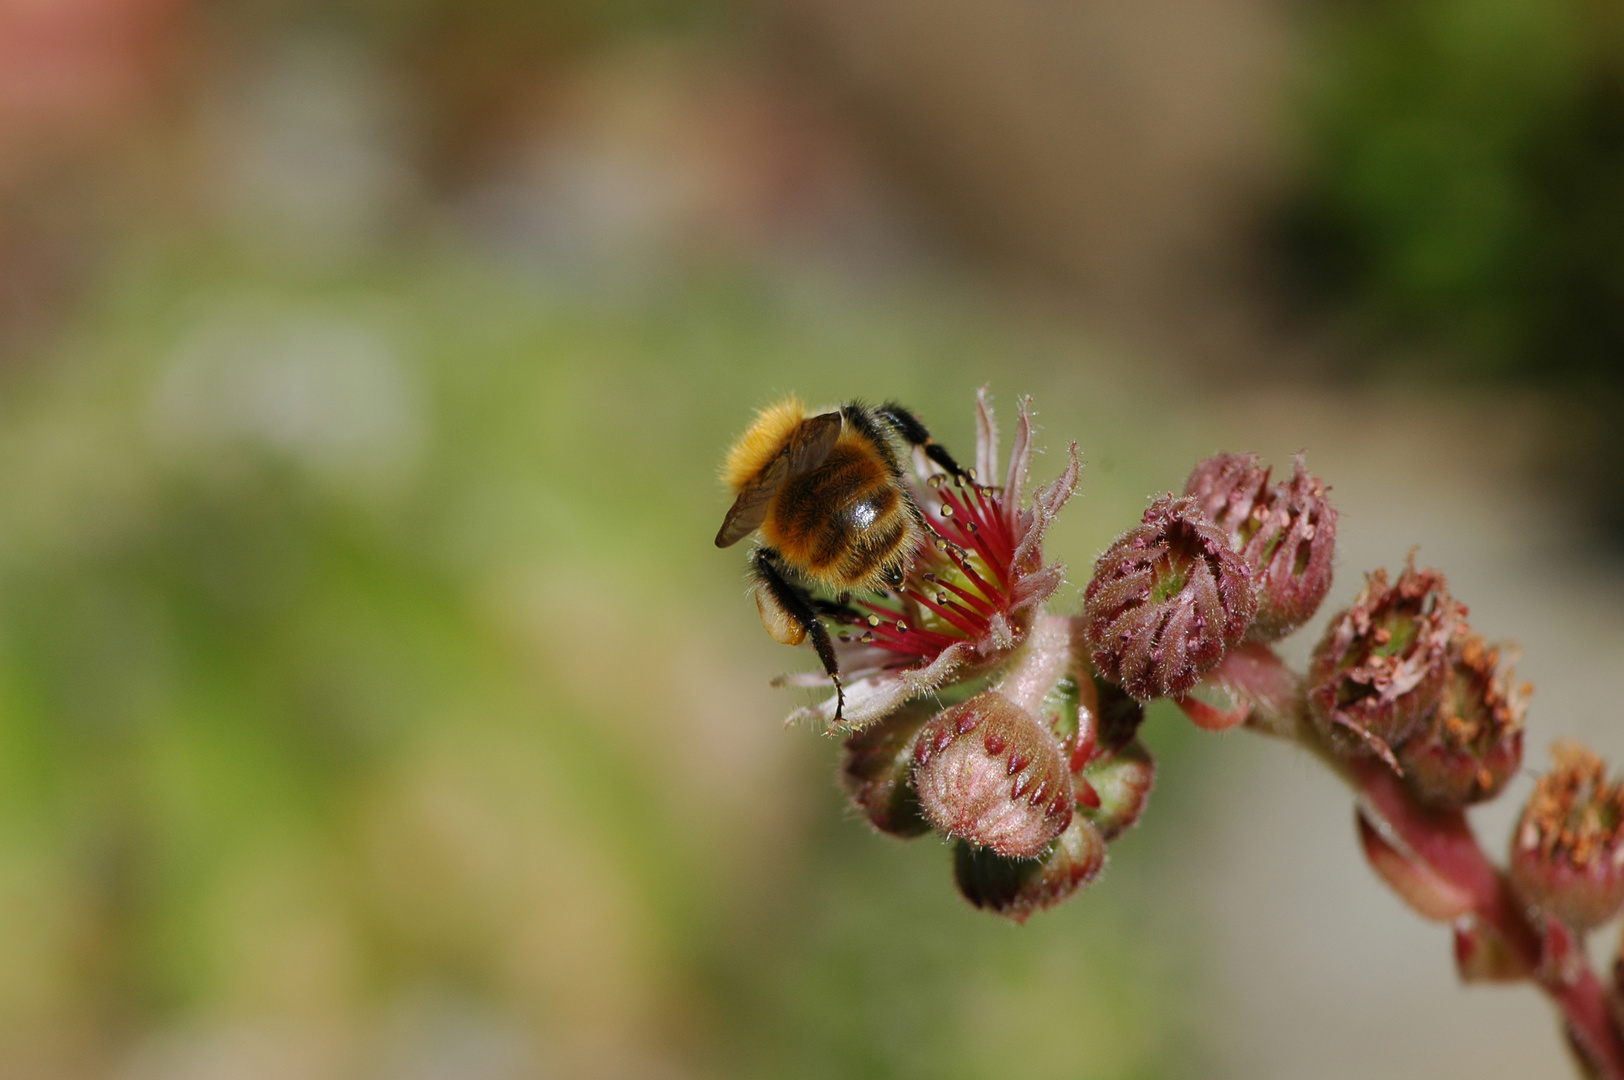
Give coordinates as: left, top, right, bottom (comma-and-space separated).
995, 613, 1073, 715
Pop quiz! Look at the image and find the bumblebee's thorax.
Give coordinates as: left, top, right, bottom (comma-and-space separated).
762, 443, 917, 591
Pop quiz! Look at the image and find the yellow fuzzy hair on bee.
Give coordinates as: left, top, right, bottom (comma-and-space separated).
722, 395, 809, 492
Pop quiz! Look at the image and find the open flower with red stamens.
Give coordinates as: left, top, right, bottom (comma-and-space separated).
778, 391, 1081, 732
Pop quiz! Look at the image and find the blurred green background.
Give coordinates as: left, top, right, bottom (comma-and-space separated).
0, 1, 1619, 1078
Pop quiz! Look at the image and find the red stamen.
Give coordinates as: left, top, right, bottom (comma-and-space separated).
962, 484, 1015, 563
935, 595, 986, 628
945, 535, 1008, 596
930, 574, 997, 618
864, 619, 958, 657
937, 486, 1013, 587
902, 587, 984, 637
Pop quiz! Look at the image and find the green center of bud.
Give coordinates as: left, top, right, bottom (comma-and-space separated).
1148, 532, 1199, 604
1372, 613, 1419, 659
1150, 563, 1189, 604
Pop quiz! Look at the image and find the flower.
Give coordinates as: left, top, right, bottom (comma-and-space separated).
1184, 451, 1270, 539
1081, 494, 1257, 701
1306, 556, 1461, 768
779, 390, 1080, 732
953, 817, 1107, 922
840, 702, 933, 837
1186, 452, 1337, 642
911, 690, 1075, 859
1510, 742, 1624, 932
1396, 634, 1528, 806
1078, 739, 1155, 841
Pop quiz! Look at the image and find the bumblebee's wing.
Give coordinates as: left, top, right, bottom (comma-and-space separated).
714, 412, 841, 548
783, 411, 841, 478
715, 455, 787, 547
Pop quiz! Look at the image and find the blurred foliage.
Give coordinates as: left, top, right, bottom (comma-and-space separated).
223, 0, 740, 54
1280, 0, 1624, 381
1278, 0, 1624, 533
209, 0, 747, 187
0, 227, 1212, 1077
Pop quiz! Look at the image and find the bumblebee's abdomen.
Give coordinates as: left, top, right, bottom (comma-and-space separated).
764, 447, 918, 590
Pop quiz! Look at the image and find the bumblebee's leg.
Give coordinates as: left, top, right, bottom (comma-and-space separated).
874, 401, 971, 480
751, 548, 845, 720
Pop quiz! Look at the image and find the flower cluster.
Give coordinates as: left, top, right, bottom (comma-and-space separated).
719, 395, 1624, 1077
765, 392, 1162, 918
717, 394, 1624, 1071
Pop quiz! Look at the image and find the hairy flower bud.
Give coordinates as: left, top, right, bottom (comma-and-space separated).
1078, 740, 1155, 841
1082, 669, 1148, 754
1396, 635, 1528, 806
1184, 452, 1337, 642
840, 704, 933, 837
1184, 452, 1270, 538
1307, 558, 1460, 767
1082, 495, 1257, 701
1510, 742, 1624, 933
1247, 458, 1337, 641
953, 817, 1107, 922
911, 690, 1074, 859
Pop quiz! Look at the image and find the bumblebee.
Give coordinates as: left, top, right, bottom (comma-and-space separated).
715, 396, 969, 717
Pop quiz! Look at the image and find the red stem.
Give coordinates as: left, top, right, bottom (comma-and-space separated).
1354, 760, 1624, 1079
1184, 637, 1624, 1078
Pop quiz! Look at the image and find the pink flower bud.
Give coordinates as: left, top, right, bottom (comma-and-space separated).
841, 704, 933, 838
1510, 742, 1624, 933
1396, 634, 1528, 806
1082, 495, 1257, 701
1184, 452, 1337, 641
1184, 452, 1270, 538
953, 817, 1107, 922
1077, 740, 1155, 842
1306, 557, 1460, 767
911, 690, 1074, 859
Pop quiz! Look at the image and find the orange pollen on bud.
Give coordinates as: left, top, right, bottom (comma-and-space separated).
1525, 742, 1624, 868
1435, 634, 1525, 752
